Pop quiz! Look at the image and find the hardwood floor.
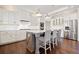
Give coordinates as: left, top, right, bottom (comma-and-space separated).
39, 39, 79, 54
31, 39, 79, 54
0, 39, 79, 54
0, 40, 27, 54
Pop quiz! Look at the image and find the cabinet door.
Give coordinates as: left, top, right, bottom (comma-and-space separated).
8, 12, 17, 25
2, 11, 9, 24
73, 20, 78, 40
7, 31, 26, 42
0, 12, 3, 24
45, 21, 51, 30
16, 30, 26, 41
1, 11, 18, 25
69, 20, 78, 40
0, 31, 15, 44
0, 32, 8, 44
69, 20, 73, 39
7, 31, 16, 42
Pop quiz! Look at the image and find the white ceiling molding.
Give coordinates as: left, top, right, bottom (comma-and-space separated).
48, 6, 69, 15
50, 6, 77, 18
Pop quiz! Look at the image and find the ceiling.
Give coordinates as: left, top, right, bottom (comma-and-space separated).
0, 5, 69, 14
16, 5, 68, 14
0, 5, 78, 15
0, 5, 78, 21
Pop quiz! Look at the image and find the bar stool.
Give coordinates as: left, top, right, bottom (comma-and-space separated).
35, 30, 51, 54
51, 30, 58, 48
57, 30, 64, 45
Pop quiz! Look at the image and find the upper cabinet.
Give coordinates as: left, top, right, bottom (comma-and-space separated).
0, 10, 19, 30
0, 10, 18, 25
7, 12, 17, 25
45, 20, 51, 30
4, 11, 17, 25
52, 18, 64, 26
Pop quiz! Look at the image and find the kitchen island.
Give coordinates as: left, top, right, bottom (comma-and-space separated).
0, 29, 45, 53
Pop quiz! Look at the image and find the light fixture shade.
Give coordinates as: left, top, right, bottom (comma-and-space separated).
35, 13, 42, 16
32, 9, 42, 17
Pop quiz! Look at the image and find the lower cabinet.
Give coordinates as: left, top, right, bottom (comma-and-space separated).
0, 30, 26, 45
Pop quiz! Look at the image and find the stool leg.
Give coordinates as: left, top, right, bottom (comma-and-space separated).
55, 38, 58, 46
45, 43, 47, 54
49, 41, 51, 51
35, 38, 39, 54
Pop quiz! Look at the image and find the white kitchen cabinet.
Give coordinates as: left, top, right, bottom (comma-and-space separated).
0, 10, 19, 30
16, 30, 26, 41
0, 32, 2, 44
0, 10, 17, 25
45, 20, 51, 30
0, 31, 15, 44
8, 12, 19, 25
0, 12, 3, 24
69, 19, 78, 40
2, 11, 9, 24
0, 11, 18, 25
0, 31, 9, 44
0, 30, 26, 45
